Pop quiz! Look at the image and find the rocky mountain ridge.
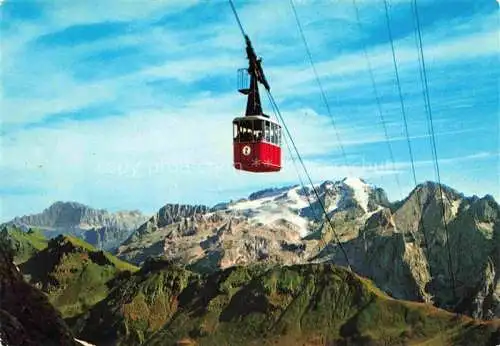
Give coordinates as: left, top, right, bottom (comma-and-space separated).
116, 178, 499, 320
116, 178, 396, 266
3, 201, 148, 250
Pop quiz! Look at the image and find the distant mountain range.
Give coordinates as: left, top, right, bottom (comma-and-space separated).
3, 177, 499, 322
1, 177, 499, 345
2, 201, 148, 250
114, 177, 500, 320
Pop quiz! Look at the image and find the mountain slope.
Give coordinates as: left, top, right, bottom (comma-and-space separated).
4, 201, 148, 250
76, 262, 500, 346
0, 238, 78, 346
116, 178, 500, 320
21, 234, 139, 319
75, 259, 193, 345
318, 182, 500, 319
0, 225, 48, 264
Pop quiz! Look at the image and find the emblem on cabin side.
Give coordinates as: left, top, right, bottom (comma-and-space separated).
242, 145, 251, 156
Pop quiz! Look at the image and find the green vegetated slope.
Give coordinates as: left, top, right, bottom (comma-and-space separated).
77, 262, 500, 346
20, 234, 139, 320
0, 225, 48, 264
0, 237, 78, 346
76, 259, 194, 345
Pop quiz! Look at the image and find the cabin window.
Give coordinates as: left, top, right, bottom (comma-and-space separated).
238, 120, 253, 142
277, 125, 281, 145
265, 121, 270, 142
233, 123, 238, 141
253, 120, 263, 142
271, 123, 281, 145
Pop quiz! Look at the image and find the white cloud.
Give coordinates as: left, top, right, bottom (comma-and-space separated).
45, 0, 199, 26
138, 56, 239, 83
2, 86, 496, 217
0, 96, 399, 220
268, 28, 498, 97
5, 17, 495, 128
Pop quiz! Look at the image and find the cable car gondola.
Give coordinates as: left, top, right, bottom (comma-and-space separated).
233, 35, 282, 173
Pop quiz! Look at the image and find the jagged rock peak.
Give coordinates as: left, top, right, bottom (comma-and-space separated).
412, 181, 463, 200
11, 201, 102, 228
122, 203, 210, 245
248, 185, 296, 201
9, 201, 147, 229
156, 204, 210, 228
3, 202, 149, 251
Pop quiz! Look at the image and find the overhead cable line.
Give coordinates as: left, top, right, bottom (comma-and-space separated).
228, 0, 245, 38
410, 2, 435, 181
383, 0, 418, 187
351, 0, 405, 218
230, 0, 310, 207
267, 91, 351, 269
382, 0, 437, 285
229, 0, 352, 270
268, 95, 320, 221
289, 0, 351, 175
411, 0, 457, 302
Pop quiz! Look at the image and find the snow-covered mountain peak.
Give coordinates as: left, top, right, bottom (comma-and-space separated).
341, 177, 373, 212
227, 185, 310, 237
222, 177, 378, 237
342, 177, 368, 187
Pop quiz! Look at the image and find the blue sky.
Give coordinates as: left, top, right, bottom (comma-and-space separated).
1, 0, 498, 221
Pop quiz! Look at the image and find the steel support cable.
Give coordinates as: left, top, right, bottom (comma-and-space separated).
267, 91, 351, 270
266, 95, 318, 217
351, 0, 405, 233
410, 1, 436, 181
289, 0, 351, 176
266, 93, 321, 222
411, 0, 457, 301
230, 0, 315, 218
228, 0, 245, 38
383, 0, 437, 299
229, 0, 352, 270
351, 0, 401, 190
383, 0, 418, 186
268, 103, 318, 222
410, 2, 440, 182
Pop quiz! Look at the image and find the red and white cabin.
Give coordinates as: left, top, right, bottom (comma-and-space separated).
233, 115, 281, 172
